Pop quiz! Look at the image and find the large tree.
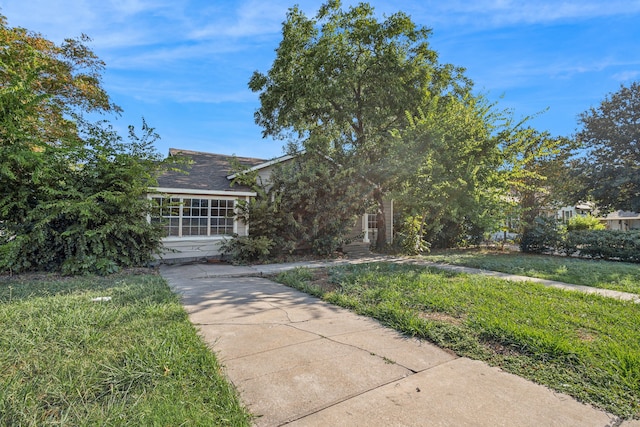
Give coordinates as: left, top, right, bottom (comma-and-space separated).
574, 81, 640, 212
394, 96, 505, 249
249, 0, 471, 250
0, 15, 169, 274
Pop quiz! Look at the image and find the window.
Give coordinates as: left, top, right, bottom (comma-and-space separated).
562, 210, 573, 222
151, 196, 235, 237
367, 213, 378, 231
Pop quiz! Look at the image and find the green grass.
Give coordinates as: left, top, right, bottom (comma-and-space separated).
275, 263, 640, 419
419, 249, 640, 294
0, 272, 251, 426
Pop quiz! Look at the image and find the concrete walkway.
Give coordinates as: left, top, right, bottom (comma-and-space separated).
160, 257, 640, 426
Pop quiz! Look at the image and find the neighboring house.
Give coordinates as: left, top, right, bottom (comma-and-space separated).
599, 211, 640, 231
555, 203, 595, 223
150, 148, 392, 261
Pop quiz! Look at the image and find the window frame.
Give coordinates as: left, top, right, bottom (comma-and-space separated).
151, 195, 237, 238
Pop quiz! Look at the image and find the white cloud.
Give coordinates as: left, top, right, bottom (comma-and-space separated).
105, 41, 248, 69
188, 0, 289, 39
612, 70, 640, 82
413, 0, 640, 29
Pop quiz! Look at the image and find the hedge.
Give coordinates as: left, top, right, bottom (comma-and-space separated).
562, 229, 640, 262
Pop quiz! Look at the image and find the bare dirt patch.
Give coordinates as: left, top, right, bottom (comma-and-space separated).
418, 311, 465, 326
576, 328, 598, 342
484, 340, 525, 357
308, 269, 340, 292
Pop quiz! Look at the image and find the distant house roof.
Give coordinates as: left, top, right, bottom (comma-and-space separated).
602, 210, 640, 220
155, 148, 266, 194
575, 203, 594, 210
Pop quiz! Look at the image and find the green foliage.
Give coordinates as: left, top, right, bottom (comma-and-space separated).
520, 216, 564, 254
517, 215, 640, 262
563, 230, 640, 262
249, 1, 473, 250
0, 14, 119, 144
219, 235, 275, 264
250, 1, 573, 252
230, 151, 363, 258
0, 120, 168, 275
396, 215, 431, 255
394, 98, 511, 249
575, 81, 640, 211
501, 128, 579, 244
566, 214, 605, 231
0, 18, 171, 275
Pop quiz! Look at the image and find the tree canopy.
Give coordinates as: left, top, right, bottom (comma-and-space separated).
249, 0, 472, 250
574, 81, 640, 212
393, 96, 505, 249
0, 14, 119, 143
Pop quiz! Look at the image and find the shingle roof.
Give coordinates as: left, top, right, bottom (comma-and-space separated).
604, 210, 640, 220
156, 148, 266, 192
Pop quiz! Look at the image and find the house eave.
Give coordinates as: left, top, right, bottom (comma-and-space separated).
226, 153, 297, 180
149, 187, 257, 197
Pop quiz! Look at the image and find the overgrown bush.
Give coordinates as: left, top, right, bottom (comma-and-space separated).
229, 151, 364, 258
520, 216, 564, 253
219, 235, 274, 264
0, 122, 171, 275
396, 215, 430, 255
0, 20, 172, 275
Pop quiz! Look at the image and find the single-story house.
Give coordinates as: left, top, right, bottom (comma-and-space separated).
150, 148, 393, 261
599, 211, 640, 231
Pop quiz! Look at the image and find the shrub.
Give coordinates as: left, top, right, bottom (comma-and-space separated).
566, 215, 605, 231
0, 122, 170, 275
520, 216, 564, 253
563, 230, 640, 262
219, 235, 275, 264
397, 215, 430, 255
230, 152, 362, 257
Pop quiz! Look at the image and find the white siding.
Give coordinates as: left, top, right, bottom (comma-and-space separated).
156, 237, 225, 260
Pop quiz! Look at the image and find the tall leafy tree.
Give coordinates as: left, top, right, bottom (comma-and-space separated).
0, 14, 119, 227
0, 14, 119, 142
0, 15, 169, 274
249, 0, 471, 250
394, 96, 505, 249
574, 81, 640, 212
501, 127, 577, 252
505, 129, 573, 218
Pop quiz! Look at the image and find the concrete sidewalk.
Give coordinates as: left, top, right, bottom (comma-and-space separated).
160, 258, 639, 426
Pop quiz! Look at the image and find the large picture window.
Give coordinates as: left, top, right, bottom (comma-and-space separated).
151, 196, 235, 237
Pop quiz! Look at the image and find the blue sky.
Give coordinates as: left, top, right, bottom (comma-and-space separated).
2, 0, 640, 160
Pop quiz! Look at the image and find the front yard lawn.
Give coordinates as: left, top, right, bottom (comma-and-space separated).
0, 272, 251, 426
420, 249, 640, 294
275, 263, 640, 420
